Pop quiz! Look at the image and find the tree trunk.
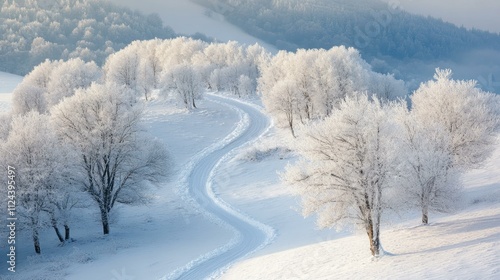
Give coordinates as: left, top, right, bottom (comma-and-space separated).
100, 207, 110, 235
366, 219, 380, 257
51, 217, 64, 243
422, 205, 429, 225
64, 224, 71, 240
192, 98, 197, 109
289, 122, 296, 138
53, 226, 64, 243
33, 228, 41, 254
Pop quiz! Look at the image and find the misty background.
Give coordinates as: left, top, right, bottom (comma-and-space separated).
388, 0, 500, 34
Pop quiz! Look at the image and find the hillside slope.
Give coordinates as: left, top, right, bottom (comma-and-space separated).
217, 132, 500, 279
0, 71, 23, 112
108, 0, 277, 52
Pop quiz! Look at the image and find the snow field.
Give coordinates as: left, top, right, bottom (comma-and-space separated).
219, 134, 500, 279
0, 71, 23, 112
222, 204, 500, 280
164, 94, 275, 279
162, 94, 253, 280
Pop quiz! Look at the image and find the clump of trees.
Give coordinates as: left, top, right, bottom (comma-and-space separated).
280, 67, 499, 256
1, 57, 173, 255
1, 112, 78, 254
396, 69, 500, 224
0, 0, 178, 75
11, 58, 102, 115
260, 46, 406, 137
51, 83, 170, 235
103, 37, 269, 108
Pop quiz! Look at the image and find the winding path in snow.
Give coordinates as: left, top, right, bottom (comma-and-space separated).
169, 94, 274, 280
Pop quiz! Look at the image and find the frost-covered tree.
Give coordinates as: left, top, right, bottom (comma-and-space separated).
0, 113, 12, 140
11, 59, 60, 115
394, 106, 461, 224
169, 64, 203, 109
103, 46, 140, 91
411, 69, 499, 171
46, 58, 101, 106
51, 83, 170, 235
394, 69, 500, 224
238, 75, 255, 97
11, 83, 47, 115
283, 94, 397, 256
1, 112, 70, 253
370, 72, 407, 102
262, 79, 299, 137
260, 46, 406, 136
11, 58, 100, 114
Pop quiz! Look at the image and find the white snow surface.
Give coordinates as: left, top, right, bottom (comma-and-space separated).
0, 71, 22, 112
160, 94, 275, 280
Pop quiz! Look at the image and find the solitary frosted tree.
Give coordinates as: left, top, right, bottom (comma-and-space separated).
169, 64, 203, 109
283, 94, 397, 256
262, 79, 299, 137
411, 69, 499, 171
394, 106, 461, 224
397, 69, 499, 224
51, 83, 170, 235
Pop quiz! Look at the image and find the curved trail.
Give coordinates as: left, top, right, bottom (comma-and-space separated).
170, 94, 274, 280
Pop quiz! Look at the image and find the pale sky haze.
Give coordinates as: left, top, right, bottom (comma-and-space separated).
386, 0, 500, 33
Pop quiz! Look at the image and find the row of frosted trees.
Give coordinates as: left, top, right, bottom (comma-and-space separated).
260, 46, 406, 137
104, 37, 269, 108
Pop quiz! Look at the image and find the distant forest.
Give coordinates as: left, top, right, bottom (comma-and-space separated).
0, 0, 178, 75
194, 0, 500, 61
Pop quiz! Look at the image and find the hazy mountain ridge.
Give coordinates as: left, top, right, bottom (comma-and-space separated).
194, 0, 500, 60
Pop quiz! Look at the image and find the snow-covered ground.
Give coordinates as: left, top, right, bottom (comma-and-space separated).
108, 0, 277, 52
218, 134, 500, 279
0, 71, 22, 112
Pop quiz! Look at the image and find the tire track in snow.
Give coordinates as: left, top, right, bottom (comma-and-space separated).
163, 94, 275, 280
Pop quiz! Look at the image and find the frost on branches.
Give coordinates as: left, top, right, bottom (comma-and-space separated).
11, 58, 101, 115
283, 94, 398, 257
0, 112, 77, 253
260, 46, 406, 137
411, 69, 499, 171
51, 83, 171, 235
397, 68, 500, 224
394, 106, 461, 225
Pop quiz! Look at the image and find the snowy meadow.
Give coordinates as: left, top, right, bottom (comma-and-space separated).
0, 1, 500, 280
